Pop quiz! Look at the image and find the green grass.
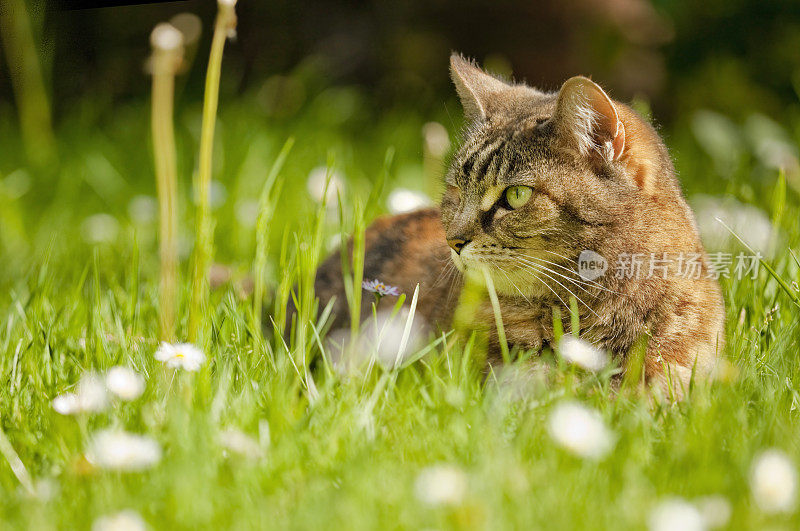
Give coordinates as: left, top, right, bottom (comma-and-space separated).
1, 76, 800, 529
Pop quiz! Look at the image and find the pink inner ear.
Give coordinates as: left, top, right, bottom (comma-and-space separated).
611, 119, 625, 160
579, 80, 625, 161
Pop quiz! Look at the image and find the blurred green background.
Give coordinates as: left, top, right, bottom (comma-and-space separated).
2, 0, 800, 286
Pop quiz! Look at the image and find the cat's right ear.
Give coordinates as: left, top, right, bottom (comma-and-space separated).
449, 53, 509, 121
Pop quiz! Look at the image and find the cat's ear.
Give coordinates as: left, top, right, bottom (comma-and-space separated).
449, 53, 510, 121
553, 76, 625, 162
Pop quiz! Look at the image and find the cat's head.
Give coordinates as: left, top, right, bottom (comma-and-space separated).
442, 54, 673, 296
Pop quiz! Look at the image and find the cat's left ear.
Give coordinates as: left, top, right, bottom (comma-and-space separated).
449, 53, 510, 122
553, 76, 625, 162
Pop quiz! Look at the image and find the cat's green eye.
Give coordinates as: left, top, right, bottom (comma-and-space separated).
504, 186, 533, 209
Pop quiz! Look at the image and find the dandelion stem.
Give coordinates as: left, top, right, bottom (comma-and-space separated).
150, 24, 184, 342
0, 0, 55, 167
188, 0, 237, 342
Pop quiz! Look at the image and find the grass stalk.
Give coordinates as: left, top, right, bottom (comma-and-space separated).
253, 137, 294, 332
188, 0, 238, 342
482, 267, 510, 364
0, 424, 34, 496
0, 0, 55, 167
150, 23, 184, 342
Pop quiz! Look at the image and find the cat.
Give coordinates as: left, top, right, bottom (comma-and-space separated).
312, 53, 725, 395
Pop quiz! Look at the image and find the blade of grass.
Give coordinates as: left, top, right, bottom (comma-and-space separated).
393, 283, 420, 369
482, 268, 510, 364
0, 424, 34, 496
253, 137, 294, 332
716, 217, 800, 307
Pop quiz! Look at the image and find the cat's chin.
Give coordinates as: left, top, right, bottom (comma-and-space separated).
455, 255, 552, 299
449, 249, 466, 272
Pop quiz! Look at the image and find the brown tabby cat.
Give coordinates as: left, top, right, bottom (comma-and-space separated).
313, 54, 725, 394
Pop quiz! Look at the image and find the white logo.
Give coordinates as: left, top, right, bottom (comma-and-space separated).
578, 250, 607, 281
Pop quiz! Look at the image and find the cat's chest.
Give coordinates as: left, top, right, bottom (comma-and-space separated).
477, 296, 618, 353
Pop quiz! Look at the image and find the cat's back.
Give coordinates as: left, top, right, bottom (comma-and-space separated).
315, 208, 460, 332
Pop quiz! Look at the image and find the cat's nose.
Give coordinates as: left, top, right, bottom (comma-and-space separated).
447, 238, 470, 254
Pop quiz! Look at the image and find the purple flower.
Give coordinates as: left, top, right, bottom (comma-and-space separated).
362, 279, 401, 297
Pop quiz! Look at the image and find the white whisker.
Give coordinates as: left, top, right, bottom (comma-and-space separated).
513, 260, 600, 321
519, 253, 618, 294
515, 256, 602, 295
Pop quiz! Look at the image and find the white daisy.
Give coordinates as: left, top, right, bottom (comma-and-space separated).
751, 449, 797, 513
648, 498, 706, 531
154, 342, 206, 371
306, 166, 345, 205
414, 465, 467, 507
695, 495, 732, 529
127, 195, 158, 225
422, 122, 450, 158
92, 509, 147, 531
77, 372, 110, 413
105, 367, 145, 401
86, 430, 162, 472
387, 189, 432, 214
52, 393, 81, 415
558, 335, 609, 372
691, 194, 775, 257
80, 214, 120, 245
547, 401, 614, 459
234, 198, 260, 227
219, 428, 262, 459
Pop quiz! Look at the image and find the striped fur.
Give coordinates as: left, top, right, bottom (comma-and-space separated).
311, 54, 725, 398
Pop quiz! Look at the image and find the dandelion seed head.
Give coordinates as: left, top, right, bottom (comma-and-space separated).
150, 23, 184, 52
414, 465, 467, 507
547, 401, 614, 459
558, 335, 609, 372
105, 367, 145, 401
751, 449, 797, 514
169, 13, 202, 45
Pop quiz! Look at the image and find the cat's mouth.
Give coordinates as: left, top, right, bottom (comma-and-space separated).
451, 248, 548, 297
453, 246, 585, 299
